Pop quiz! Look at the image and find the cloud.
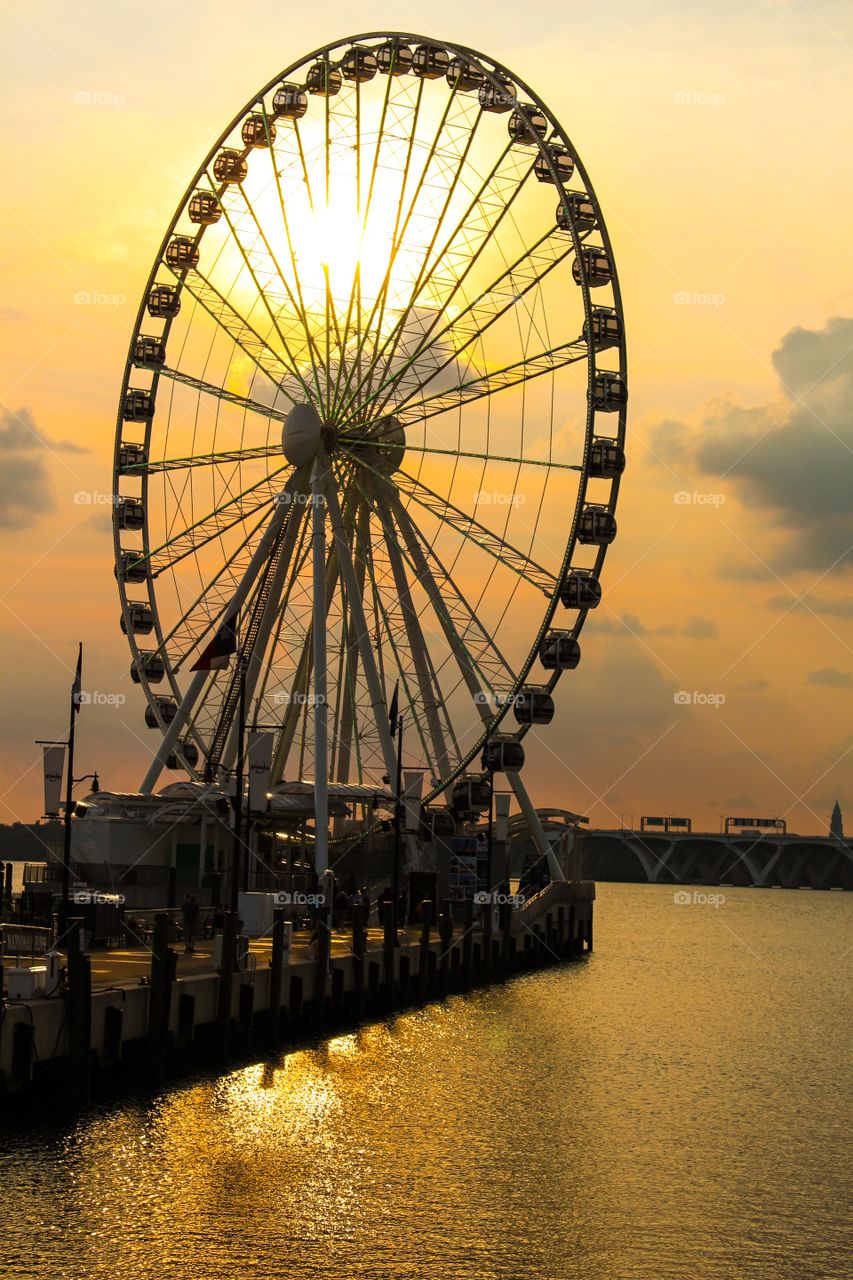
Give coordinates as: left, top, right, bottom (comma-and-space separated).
593, 611, 718, 639
765, 593, 853, 618
0, 407, 86, 528
808, 667, 853, 689
649, 316, 853, 573
734, 679, 770, 693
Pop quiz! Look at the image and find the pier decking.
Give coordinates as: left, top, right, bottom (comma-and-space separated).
0, 881, 595, 1103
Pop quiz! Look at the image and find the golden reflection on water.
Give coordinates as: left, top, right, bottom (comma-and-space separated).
2, 884, 851, 1280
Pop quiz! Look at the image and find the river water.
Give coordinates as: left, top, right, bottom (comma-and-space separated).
1, 882, 850, 1279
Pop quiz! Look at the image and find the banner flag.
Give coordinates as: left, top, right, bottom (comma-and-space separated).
43, 745, 66, 817
247, 730, 273, 812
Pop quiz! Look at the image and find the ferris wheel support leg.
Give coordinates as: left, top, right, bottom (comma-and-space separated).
139, 486, 293, 795
322, 464, 398, 783
375, 492, 453, 788
311, 460, 329, 879
220, 496, 307, 771
508, 772, 565, 883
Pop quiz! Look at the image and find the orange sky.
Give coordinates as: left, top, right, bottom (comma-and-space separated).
1, 1, 852, 834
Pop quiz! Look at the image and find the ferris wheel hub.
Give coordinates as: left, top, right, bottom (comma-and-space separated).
281, 401, 323, 466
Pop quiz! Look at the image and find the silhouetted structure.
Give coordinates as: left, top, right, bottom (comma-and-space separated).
830, 801, 844, 839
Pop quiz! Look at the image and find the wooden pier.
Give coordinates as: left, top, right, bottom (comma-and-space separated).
0, 881, 594, 1104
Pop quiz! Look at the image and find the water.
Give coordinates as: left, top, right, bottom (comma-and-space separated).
1, 883, 850, 1279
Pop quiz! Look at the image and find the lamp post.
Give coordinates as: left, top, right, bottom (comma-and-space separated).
392, 710, 404, 941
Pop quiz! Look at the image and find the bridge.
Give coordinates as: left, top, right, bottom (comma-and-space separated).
576, 827, 853, 890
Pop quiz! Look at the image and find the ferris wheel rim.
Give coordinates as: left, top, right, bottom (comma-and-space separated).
113, 29, 627, 802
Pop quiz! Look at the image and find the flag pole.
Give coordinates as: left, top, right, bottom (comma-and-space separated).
231, 657, 246, 913
392, 708, 403, 937
60, 643, 82, 938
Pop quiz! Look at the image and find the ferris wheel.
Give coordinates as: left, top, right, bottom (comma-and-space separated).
113, 31, 627, 853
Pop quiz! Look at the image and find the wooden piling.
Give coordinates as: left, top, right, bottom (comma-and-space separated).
351, 903, 365, 1018
11, 1021, 34, 1087
267, 910, 285, 1044
66, 919, 91, 1103
103, 1004, 124, 1067
176, 992, 195, 1049
461, 898, 474, 985
417, 905, 431, 1001
314, 922, 330, 1029
499, 902, 512, 976
398, 954, 410, 1001
215, 910, 237, 1058
289, 973, 303, 1021
438, 907, 453, 996
383, 909, 396, 1009
146, 913, 176, 1082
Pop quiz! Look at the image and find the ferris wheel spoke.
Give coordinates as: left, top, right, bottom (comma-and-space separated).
330, 72, 428, 418
362, 227, 577, 424
212, 485, 311, 773
143, 466, 289, 576
328, 69, 397, 418
342, 332, 589, 440
267, 464, 359, 784
320, 461, 399, 782
345, 437, 580, 473
132, 442, 283, 476
361, 536, 437, 778
345, 452, 555, 595
138, 469, 301, 793
348, 91, 485, 415
207, 174, 321, 407
153, 364, 288, 426
159, 504, 277, 666
164, 261, 303, 405
269, 555, 339, 785
388, 487, 516, 704
337, 132, 532, 423
335, 74, 486, 419
330, 500, 370, 786
370, 494, 457, 784
252, 510, 312, 712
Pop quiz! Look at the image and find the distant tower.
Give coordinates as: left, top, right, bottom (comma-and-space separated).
830, 801, 844, 839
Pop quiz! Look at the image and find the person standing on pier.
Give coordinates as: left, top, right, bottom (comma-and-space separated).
181, 893, 199, 954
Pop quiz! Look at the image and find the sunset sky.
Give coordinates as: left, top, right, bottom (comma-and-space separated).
1, 0, 852, 835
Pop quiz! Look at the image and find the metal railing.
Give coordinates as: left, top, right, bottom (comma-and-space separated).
0, 923, 54, 965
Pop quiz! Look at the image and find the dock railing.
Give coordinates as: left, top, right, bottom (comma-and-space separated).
0, 923, 54, 965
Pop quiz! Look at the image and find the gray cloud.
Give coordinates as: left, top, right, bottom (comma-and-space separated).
765, 593, 853, 618
593, 611, 718, 639
650, 316, 853, 573
808, 668, 853, 689
0, 407, 86, 528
